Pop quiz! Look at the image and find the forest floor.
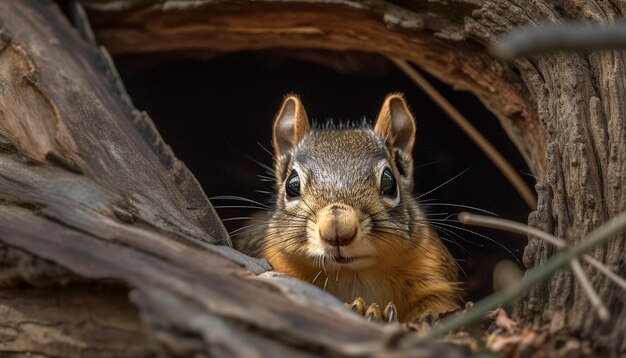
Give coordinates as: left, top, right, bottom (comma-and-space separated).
408, 305, 593, 358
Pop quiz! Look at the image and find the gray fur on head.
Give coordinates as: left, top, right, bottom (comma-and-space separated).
268, 94, 419, 248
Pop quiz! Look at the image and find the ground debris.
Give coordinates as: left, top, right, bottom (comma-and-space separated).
485, 308, 593, 358
401, 305, 594, 358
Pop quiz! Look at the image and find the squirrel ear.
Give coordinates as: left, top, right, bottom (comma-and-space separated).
272, 95, 310, 158
374, 93, 416, 153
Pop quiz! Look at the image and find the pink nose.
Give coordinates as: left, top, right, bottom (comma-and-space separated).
320, 227, 357, 247
317, 204, 358, 247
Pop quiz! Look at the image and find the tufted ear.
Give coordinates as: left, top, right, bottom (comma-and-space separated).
272, 95, 310, 158
374, 93, 416, 153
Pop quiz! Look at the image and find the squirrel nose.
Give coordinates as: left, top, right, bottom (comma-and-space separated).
317, 204, 359, 247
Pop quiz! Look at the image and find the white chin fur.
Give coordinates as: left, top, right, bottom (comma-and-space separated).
305, 245, 376, 271
305, 219, 376, 271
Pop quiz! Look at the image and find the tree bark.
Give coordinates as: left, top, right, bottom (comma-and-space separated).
0, 1, 466, 357
0, 282, 152, 357
0, 0, 625, 356
82, 0, 626, 355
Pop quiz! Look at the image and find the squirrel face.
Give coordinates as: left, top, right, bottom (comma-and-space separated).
267, 94, 423, 273
239, 94, 460, 321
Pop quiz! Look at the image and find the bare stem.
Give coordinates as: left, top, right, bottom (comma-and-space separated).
569, 259, 610, 321
459, 213, 626, 291
399, 210, 626, 344
459, 213, 614, 321
491, 21, 626, 60
390, 58, 537, 210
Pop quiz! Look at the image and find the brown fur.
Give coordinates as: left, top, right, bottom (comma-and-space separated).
238, 94, 461, 322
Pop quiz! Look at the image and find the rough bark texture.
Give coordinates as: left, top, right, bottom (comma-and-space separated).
0, 1, 467, 357
0, 283, 152, 357
81, 0, 626, 355
0, 0, 624, 356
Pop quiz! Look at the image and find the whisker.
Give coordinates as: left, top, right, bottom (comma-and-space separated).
213, 205, 270, 210
421, 203, 498, 216
298, 197, 317, 220
221, 216, 255, 222
257, 142, 277, 161
210, 196, 270, 208
413, 159, 441, 171
426, 221, 521, 265
246, 153, 275, 176
455, 260, 468, 277
415, 168, 470, 200
311, 270, 323, 284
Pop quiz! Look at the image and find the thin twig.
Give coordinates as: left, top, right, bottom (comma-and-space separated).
399, 210, 626, 344
459, 213, 610, 321
458, 213, 626, 291
390, 58, 537, 210
491, 21, 626, 60
584, 256, 626, 291
569, 259, 610, 321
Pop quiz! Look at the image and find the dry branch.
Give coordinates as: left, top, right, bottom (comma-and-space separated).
390, 58, 537, 210
492, 21, 626, 59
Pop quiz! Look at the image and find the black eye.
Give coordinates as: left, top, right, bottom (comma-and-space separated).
380, 168, 397, 197
285, 171, 301, 199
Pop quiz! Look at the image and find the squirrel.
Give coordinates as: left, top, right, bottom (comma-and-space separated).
238, 93, 461, 323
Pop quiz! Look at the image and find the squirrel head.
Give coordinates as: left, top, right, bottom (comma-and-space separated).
268, 93, 425, 272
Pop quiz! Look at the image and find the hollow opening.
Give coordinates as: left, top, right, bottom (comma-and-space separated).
114, 50, 534, 302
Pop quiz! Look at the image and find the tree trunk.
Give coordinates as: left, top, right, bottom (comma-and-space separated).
0, 1, 467, 357
83, 0, 626, 355
1, 0, 625, 356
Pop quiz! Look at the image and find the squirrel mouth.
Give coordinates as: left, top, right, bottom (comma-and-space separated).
330, 255, 363, 264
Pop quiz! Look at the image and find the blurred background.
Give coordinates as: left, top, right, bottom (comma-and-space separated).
114, 50, 534, 302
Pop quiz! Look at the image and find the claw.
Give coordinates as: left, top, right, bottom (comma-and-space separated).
365, 303, 382, 322
424, 313, 435, 326
383, 302, 398, 323
348, 297, 366, 315
347, 298, 397, 324
413, 312, 436, 326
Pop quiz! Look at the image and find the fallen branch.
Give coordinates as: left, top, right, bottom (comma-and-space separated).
491, 21, 626, 60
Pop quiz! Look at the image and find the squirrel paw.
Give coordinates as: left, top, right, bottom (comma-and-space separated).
412, 312, 436, 326
346, 298, 398, 323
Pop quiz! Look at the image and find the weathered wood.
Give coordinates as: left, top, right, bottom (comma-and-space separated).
1, 0, 625, 355
0, 283, 152, 357
0, 198, 465, 357
0, 204, 361, 356
0, 1, 467, 356
82, 0, 546, 179
0, 0, 228, 248
80, 0, 626, 355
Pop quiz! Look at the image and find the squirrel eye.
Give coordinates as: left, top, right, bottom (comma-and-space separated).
380, 168, 397, 197
285, 171, 301, 199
